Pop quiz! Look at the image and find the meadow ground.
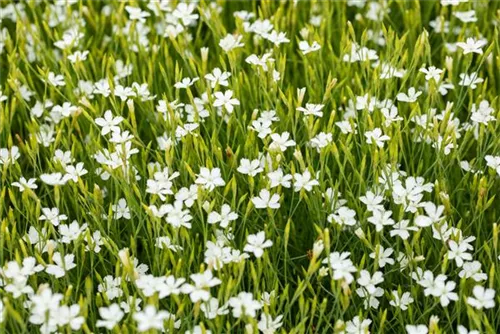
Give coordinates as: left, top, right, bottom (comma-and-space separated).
0, 0, 500, 333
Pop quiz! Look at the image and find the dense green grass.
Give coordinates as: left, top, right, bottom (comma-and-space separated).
0, 0, 500, 333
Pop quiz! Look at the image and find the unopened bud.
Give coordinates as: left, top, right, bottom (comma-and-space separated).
445, 56, 453, 73
313, 240, 324, 258
297, 87, 306, 105
319, 266, 329, 277
200, 47, 209, 64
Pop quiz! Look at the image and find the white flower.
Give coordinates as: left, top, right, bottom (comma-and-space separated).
467, 285, 496, 309
176, 123, 199, 139
485, 155, 500, 176
213, 90, 240, 113
251, 189, 280, 209
65, 162, 88, 182
269, 132, 296, 152
27, 286, 63, 327
120, 296, 142, 313
471, 100, 495, 125
245, 53, 275, 71
95, 110, 124, 135
59, 220, 87, 244
357, 270, 384, 295
419, 66, 443, 82
112, 198, 131, 220
397, 87, 422, 103
98, 276, 123, 301
200, 297, 229, 319
297, 103, 324, 117
155, 236, 183, 252
133, 305, 172, 332
381, 105, 402, 126
390, 291, 414, 310
219, 34, 244, 52
40, 207, 67, 227
369, 246, 394, 267
67, 50, 89, 63
12, 177, 37, 192
343, 44, 378, 62
109, 129, 134, 144
237, 158, 263, 176
310, 132, 332, 151
440, 0, 467, 5
46, 252, 76, 278
196, 167, 226, 192
447, 240, 473, 267
263, 30, 290, 45
365, 128, 390, 148
93, 79, 111, 97
174, 77, 199, 89
368, 209, 395, 232
85, 230, 104, 253
114, 85, 135, 101
390, 220, 418, 240
205, 68, 231, 88
438, 82, 454, 95
258, 314, 283, 333
378, 63, 405, 79
51, 102, 78, 117
293, 170, 319, 192
345, 316, 372, 334
244, 231, 273, 258
359, 190, 384, 212
175, 184, 198, 207
336, 120, 357, 134
135, 275, 162, 297
414, 202, 445, 227
250, 120, 273, 138
47, 72, 65, 87
454, 10, 477, 23
458, 72, 483, 89
457, 38, 487, 55
228, 292, 262, 318
186, 325, 212, 334
164, 200, 193, 229
298, 41, 321, 55
172, 3, 198, 26
245, 19, 274, 35
434, 278, 458, 307
181, 270, 222, 302
457, 326, 479, 334
322, 251, 357, 284
125, 5, 150, 22
0, 146, 20, 165
56, 304, 84, 330
96, 304, 124, 330
406, 324, 428, 334
328, 206, 357, 226
207, 204, 238, 228
133, 82, 155, 101
267, 168, 292, 188
459, 261, 487, 282
53, 149, 73, 166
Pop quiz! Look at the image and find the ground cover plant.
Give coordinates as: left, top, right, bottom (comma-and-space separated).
0, 0, 500, 333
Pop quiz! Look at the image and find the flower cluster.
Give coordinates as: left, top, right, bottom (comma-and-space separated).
0, 0, 499, 333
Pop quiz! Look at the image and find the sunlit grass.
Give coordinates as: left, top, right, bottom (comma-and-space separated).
0, 0, 499, 333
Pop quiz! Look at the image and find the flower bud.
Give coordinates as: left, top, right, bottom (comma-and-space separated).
118, 248, 131, 270
319, 266, 329, 277
297, 87, 306, 105
445, 56, 453, 73
313, 240, 324, 258
201, 47, 209, 65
